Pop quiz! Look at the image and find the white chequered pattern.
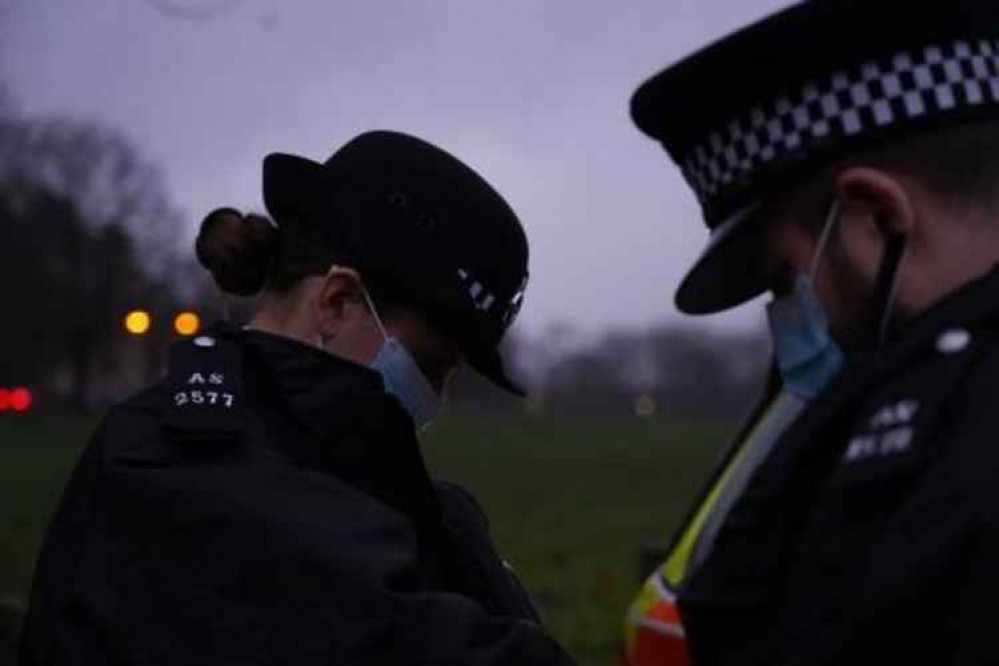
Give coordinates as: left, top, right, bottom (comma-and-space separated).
457, 269, 528, 327
682, 39, 999, 207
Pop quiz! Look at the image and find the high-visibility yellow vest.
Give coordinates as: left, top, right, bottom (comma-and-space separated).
622, 391, 806, 666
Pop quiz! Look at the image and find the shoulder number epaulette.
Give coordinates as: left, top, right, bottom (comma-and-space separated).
163, 330, 245, 439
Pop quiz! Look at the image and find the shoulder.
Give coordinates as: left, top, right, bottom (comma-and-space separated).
922, 323, 999, 441
82, 383, 168, 461
835, 322, 999, 492
933, 327, 999, 471
864, 320, 999, 421
101, 388, 421, 554
104, 383, 166, 426
97, 327, 252, 447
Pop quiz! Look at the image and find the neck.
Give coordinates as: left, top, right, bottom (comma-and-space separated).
249, 291, 318, 349
901, 224, 999, 320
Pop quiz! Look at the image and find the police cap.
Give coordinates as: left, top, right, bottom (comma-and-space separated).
263, 130, 529, 395
632, 0, 999, 314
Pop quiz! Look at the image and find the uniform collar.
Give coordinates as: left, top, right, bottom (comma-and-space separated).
884, 262, 999, 355
240, 328, 391, 437
239, 328, 442, 527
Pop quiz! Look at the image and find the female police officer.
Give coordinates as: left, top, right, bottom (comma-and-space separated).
19, 130, 573, 666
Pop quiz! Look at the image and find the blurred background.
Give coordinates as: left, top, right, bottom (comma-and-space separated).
0, 1, 792, 663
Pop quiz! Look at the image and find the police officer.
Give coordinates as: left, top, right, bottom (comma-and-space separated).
19, 130, 573, 666
624, 1, 999, 664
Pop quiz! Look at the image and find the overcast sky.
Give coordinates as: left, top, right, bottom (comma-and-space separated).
5, 0, 794, 337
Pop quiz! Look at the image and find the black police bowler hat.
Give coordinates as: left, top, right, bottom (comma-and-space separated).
262, 130, 529, 395
632, 0, 999, 314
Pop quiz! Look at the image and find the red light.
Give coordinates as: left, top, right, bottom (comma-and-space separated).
10, 387, 32, 413
0, 388, 9, 412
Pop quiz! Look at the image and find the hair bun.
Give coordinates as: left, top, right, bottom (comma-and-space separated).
195, 207, 278, 297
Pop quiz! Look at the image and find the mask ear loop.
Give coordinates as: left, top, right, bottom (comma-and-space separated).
870, 225, 908, 348
809, 198, 842, 281
358, 283, 390, 342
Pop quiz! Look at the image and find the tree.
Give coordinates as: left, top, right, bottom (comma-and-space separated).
535, 325, 771, 421
0, 118, 184, 408
0, 117, 182, 273
0, 184, 60, 387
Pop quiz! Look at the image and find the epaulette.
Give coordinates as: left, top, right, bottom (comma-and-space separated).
163, 324, 246, 441
833, 325, 985, 482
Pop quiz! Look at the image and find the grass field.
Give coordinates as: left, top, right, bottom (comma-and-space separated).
0, 412, 729, 666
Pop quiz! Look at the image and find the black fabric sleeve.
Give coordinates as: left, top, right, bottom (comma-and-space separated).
435, 480, 545, 624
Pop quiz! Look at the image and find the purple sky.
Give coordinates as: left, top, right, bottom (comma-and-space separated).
6, 0, 793, 337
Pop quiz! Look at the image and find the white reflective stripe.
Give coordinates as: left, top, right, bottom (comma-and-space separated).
468, 282, 498, 311
687, 390, 808, 577
457, 267, 516, 318
628, 610, 686, 639
651, 573, 678, 603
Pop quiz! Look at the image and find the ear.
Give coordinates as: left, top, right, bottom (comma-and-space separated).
313, 266, 365, 340
833, 167, 917, 238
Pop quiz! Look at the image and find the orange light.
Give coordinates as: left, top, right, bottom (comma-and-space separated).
10, 387, 32, 413
125, 310, 152, 336
173, 312, 200, 337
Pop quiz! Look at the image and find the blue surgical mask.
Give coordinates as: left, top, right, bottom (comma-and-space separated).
361, 288, 442, 430
766, 200, 845, 400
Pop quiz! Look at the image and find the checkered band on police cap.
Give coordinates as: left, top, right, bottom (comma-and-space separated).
681, 39, 999, 209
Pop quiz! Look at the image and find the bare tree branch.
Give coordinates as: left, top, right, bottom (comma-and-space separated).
0, 117, 184, 274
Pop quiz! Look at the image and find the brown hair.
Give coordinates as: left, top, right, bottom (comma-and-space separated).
195, 208, 280, 296
782, 119, 999, 231
194, 207, 410, 313
861, 120, 999, 207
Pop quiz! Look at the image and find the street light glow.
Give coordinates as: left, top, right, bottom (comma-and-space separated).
174, 311, 200, 337
125, 310, 152, 336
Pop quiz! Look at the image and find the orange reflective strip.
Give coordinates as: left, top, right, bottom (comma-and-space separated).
648, 600, 683, 627
632, 625, 691, 666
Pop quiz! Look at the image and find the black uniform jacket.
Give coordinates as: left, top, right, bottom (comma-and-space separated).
18, 328, 573, 666
678, 265, 999, 666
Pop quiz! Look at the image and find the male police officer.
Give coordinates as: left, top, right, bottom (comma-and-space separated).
624, 1, 999, 664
